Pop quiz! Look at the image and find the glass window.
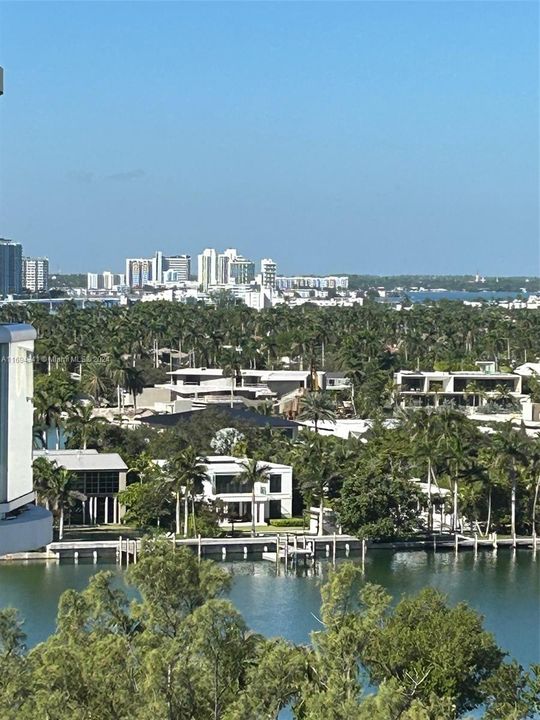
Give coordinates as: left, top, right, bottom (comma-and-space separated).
215, 474, 245, 494
269, 474, 282, 493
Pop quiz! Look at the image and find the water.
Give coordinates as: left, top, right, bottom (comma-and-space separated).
0, 549, 538, 668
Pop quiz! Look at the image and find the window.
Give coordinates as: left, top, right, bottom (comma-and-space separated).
269, 474, 282, 493
215, 474, 245, 494
72, 471, 119, 495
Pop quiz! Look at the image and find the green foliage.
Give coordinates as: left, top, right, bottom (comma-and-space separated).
0, 552, 538, 719
269, 517, 305, 527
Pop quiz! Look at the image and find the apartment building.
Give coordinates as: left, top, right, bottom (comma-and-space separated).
22, 257, 49, 293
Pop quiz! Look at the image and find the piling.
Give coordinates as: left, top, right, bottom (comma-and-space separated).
118, 536, 123, 566
332, 533, 336, 566
197, 534, 202, 562
345, 543, 350, 557
93, 550, 98, 564
221, 547, 226, 560
74, 551, 79, 564
454, 534, 459, 553
243, 546, 248, 559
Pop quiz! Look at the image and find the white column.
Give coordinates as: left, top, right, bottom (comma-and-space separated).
114, 498, 118, 525
258, 502, 265, 525
93, 497, 97, 524
104, 497, 109, 524
82, 500, 86, 525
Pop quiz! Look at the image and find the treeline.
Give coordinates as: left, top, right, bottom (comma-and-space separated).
2, 300, 540, 417
346, 275, 540, 293
1, 540, 538, 720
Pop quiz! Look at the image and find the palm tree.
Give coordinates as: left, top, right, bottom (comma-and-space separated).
292, 434, 341, 536
298, 391, 336, 434
491, 423, 529, 537
32, 457, 55, 510
168, 447, 208, 537
65, 403, 104, 450
39, 463, 86, 539
238, 458, 270, 537
220, 348, 242, 409
80, 361, 110, 405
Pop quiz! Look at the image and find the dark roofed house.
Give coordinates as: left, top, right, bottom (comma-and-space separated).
141, 405, 299, 438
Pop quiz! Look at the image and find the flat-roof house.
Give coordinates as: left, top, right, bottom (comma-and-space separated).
155, 368, 326, 406
394, 366, 524, 409
33, 450, 127, 525
201, 456, 293, 526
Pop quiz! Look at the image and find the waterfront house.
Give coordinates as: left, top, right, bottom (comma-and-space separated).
201, 456, 293, 526
33, 449, 127, 525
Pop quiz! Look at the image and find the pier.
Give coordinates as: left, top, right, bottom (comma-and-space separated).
4, 532, 537, 564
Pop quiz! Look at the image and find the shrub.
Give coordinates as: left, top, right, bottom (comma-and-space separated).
269, 517, 305, 527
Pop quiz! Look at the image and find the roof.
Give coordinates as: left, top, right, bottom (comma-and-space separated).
140, 405, 299, 430
33, 449, 127, 472
0, 323, 37, 343
203, 455, 291, 472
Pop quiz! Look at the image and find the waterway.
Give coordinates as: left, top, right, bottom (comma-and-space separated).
0, 548, 538, 669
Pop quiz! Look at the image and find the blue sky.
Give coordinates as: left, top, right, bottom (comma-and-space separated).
0, 1, 538, 276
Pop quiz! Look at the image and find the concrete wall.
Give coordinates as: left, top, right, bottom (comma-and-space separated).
0, 505, 53, 555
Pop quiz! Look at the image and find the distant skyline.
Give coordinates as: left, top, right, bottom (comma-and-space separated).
0, 1, 538, 276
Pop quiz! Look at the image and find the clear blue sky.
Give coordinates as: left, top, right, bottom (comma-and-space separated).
0, 1, 538, 276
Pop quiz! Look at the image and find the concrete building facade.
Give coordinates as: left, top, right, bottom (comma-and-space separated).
0, 324, 53, 554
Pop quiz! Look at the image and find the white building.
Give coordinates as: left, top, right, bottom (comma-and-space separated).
260, 258, 277, 289
198, 248, 218, 290
126, 258, 153, 289
22, 257, 49, 293
276, 275, 349, 291
87, 271, 125, 291
0, 324, 52, 554
159, 367, 326, 405
164, 254, 190, 282
202, 456, 293, 525
395, 364, 524, 408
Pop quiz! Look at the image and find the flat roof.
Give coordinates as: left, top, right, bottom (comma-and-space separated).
33, 449, 127, 472
0, 323, 37, 343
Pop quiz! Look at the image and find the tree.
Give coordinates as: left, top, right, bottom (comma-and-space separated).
491, 423, 529, 537
65, 402, 104, 450
42, 464, 86, 538
237, 458, 270, 537
298, 391, 336, 433
168, 447, 208, 537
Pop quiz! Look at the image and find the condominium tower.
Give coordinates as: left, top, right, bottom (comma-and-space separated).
0, 238, 22, 296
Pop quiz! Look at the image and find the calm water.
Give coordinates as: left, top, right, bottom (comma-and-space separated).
0, 549, 538, 667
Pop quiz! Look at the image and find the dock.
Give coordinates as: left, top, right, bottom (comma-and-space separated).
3, 532, 537, 564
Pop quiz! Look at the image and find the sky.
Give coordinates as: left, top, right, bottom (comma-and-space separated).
0, 1, 538, 276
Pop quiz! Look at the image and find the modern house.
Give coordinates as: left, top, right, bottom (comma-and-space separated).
394, 364, 524, 408
33, 449, 127, 525
201, 456, 293, 525
155, 367, 326, 406
0, 324, 52, 554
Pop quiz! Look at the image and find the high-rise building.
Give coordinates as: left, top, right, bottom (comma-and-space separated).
88, 271, 126, 291
197, 248, 217, 290
22, 257, 49, 293
0, 238, 22, 296
125, 258, 153, 289
164, 254, 191, 282
260, 258, 277, 289
0, 324, 52, 552
217, 253, 230, 285
229, 255, 255, 284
